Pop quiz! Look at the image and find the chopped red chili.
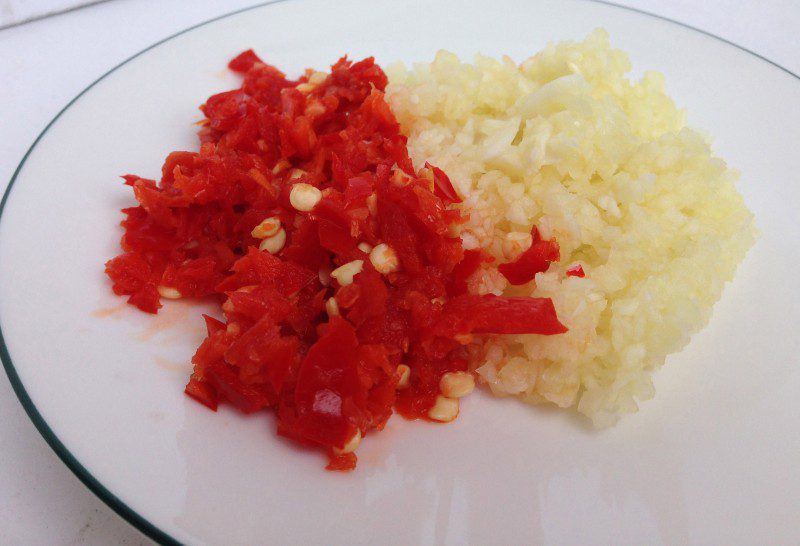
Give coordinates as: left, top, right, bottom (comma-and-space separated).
105, 52, 566, 470
497, 226, 560, 285
566, 264, 585, 278
425, 161, 462, 204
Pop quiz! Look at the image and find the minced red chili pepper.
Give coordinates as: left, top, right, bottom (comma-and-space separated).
566, 264, 585, 278
498, 226, 560, 285
105, 50, 567, 470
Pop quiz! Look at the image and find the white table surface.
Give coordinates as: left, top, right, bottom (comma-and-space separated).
0, 1, 798, 544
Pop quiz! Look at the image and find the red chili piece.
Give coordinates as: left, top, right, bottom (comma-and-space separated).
566, 264, 585, 278
497, 226, 560, 285
425, 161, 462, 203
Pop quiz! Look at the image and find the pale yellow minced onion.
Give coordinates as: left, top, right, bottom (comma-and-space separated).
386, 29, 756, 426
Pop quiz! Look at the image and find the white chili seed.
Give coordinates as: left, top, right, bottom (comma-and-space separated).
258, 228, 286, 254
396, 364, 411, 389
330, 260, 363, 287
369, 243, 400, 275
157, 286, 182, 299
289, 183, 322, 212
288, 168, 307, 180
272, 160, 290, 174
251, 216, 281, 239
440, 371, 475, 398
366, 193, 377, 217
325, 297, 339, 317
308, 71, 327, 85
428, 395, 459, 422
295, 82, 316, 94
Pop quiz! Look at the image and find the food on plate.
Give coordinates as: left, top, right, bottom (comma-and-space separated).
105, 50, 566, 471
386, 29, 756, 426
105, 30, 755, 468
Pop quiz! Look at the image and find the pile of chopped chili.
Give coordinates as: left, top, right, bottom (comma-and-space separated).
105, 51, 566, 470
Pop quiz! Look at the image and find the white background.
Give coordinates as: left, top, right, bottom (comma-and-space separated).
0, 1, 798, 544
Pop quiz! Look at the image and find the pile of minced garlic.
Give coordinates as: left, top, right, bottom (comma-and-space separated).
386, 29, 756, 426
